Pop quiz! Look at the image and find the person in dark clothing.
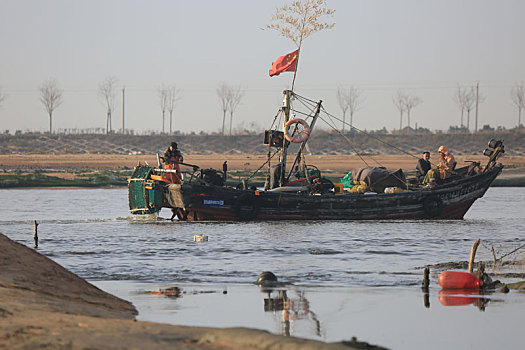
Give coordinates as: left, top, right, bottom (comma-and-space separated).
162, 142, 183, 184
416, 151, 431, 182
163, 142, 183, 165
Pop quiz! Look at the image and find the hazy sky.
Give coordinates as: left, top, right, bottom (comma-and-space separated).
1, 0, 524, 134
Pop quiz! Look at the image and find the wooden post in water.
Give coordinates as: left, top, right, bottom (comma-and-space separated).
468, 239, 481, 273
33, 220, 39, 248
422, 267, 430, 291
422, 267, 430, 308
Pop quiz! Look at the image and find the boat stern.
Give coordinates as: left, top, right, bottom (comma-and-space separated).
128, 165, 164, 214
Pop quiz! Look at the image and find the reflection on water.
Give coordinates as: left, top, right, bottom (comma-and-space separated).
263, 288, 321, 337
93, 281, 523, 349
437, 289, 485, 309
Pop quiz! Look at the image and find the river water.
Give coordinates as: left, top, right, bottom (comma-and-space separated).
1, 187, 524, 349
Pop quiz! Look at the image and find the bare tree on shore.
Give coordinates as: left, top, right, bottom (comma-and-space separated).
336, 87, 349, 132
452, 85, 479, 130
393, 91, 407, 130
217, 84, 230, 136
228, 86, 244, 137
453, 85, 468, 128
98, 77, 118, 134
158, 86, 168, 134
39, 78, 63, 134
473, 83, 485, 133
404, 95, 422, 129
337, 86, 364, 132
265, 0, 335, 90
166, 85, 180, 135
456, 84, 485, 132
463, 87, 476, 130
511, 82, 525, 128
0, 86, 6, 107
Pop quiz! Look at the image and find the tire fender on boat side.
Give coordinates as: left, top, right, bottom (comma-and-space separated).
283, 118, 311, 143
423, 195, 444, 218
233, 193, 259, 220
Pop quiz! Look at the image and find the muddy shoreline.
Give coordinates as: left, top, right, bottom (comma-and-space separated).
0, 233, 382, 349
2, 153, 525, 171
1, 153, 524, 187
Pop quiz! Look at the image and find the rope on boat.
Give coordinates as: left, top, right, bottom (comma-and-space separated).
296, 94, 412, 186
319, 104, 422, 162
287, 92, 410, 187
318, 113, 371, 167
293, 93, 374, 167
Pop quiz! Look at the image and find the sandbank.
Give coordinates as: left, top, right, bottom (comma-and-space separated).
0, 233, 382, 349
1, 153, 525, 171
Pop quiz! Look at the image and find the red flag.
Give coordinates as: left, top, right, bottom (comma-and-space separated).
269, 49, 299, 77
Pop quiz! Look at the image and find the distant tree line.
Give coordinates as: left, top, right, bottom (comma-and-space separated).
1, 79, 524, 136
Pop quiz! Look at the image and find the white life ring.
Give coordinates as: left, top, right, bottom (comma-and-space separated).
283, 118, 311, 143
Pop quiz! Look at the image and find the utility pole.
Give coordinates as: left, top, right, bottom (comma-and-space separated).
474, 82, 479, 133
122, 87, 125, 133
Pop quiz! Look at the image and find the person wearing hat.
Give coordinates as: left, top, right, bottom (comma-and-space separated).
416, 151, 431, 182
163, 142, 183, 164
422, 146, 457, 184
437, 145, 456, 179
162, 142, 184, 183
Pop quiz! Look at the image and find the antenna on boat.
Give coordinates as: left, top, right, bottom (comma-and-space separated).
156, 153, 163, 169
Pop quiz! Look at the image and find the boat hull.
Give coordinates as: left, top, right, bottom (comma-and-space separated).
161, 165, 502, 221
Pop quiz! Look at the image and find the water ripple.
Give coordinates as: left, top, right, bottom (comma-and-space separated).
1, 187, 523, 287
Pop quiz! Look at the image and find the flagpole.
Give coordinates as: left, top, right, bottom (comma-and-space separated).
291, 36, 302, 92
291, 48, 300, 92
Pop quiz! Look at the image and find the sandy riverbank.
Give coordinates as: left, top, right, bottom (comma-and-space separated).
1, 153, 525, 171
0, 233, 382, 349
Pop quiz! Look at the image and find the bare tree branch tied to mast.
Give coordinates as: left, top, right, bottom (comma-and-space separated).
39, 78, 63, 134
266, 0, 335, 90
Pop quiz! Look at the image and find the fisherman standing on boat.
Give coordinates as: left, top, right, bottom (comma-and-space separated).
416, 151, 431, 182
437, 145, 456, 179
162, 142, 183, 184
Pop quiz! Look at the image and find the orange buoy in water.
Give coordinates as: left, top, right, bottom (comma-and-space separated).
438, 289, 480, 306
438, 271, 482, 289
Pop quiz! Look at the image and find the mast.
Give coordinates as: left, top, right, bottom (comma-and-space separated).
279, 90, 293, 186
286, 100, 322, 182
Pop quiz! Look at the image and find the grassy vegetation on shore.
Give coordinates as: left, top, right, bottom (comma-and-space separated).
1, 167, 524, 188
0, 170, 131, 188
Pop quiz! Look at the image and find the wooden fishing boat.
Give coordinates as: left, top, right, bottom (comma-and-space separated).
128, 91, 505, 221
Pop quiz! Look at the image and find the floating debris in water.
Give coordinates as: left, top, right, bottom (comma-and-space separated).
146, 286, 182, 297
194, 234, 208, 242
